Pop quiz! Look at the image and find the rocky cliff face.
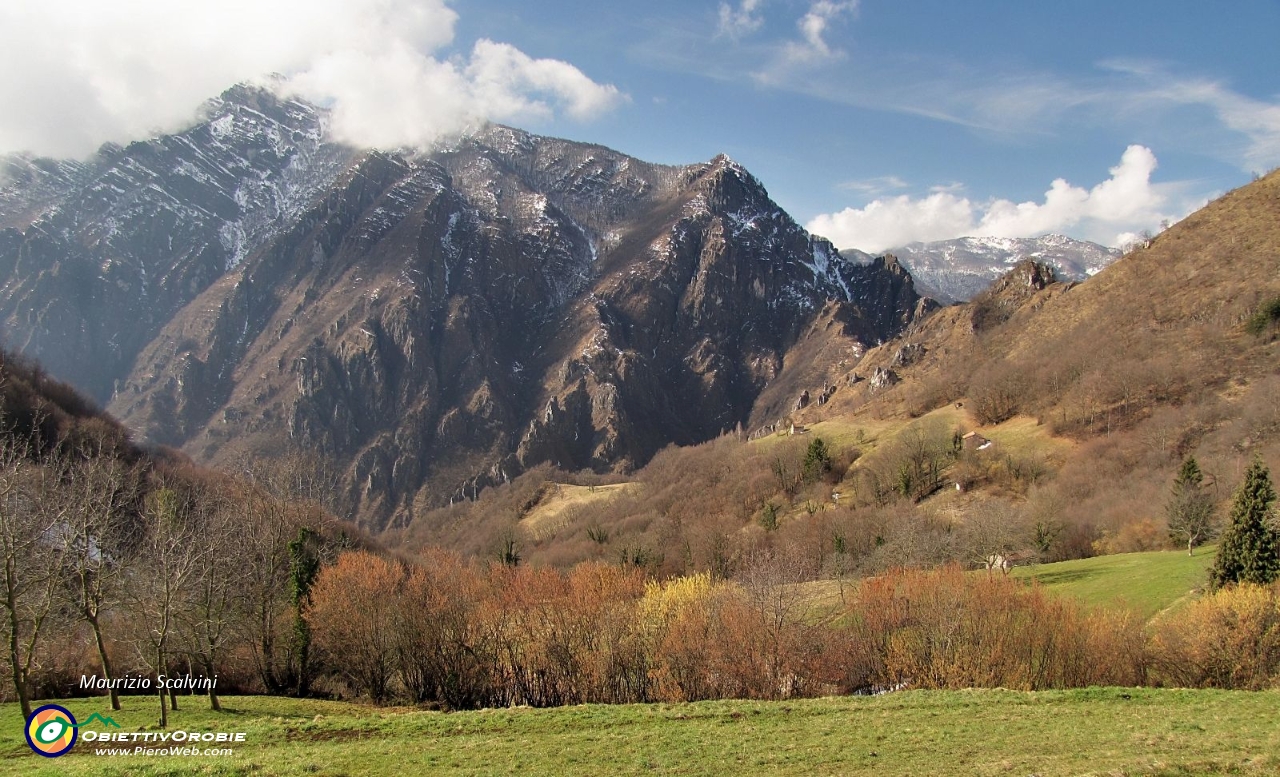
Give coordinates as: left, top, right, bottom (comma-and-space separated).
1, 87, 931, 529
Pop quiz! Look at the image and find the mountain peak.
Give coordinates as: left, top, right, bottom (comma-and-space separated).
704, 152, 751, 180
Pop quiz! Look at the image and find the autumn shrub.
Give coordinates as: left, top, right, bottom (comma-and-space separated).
396, 550, 499, 708
1148, 582, 1280, 689
303, 556, 1171, 708
1091, 517, 1166, 555
307, 551, 402, 702
482, 562, 647, 706
850, 566, 1145, 690
638, 573, 731, 702
558, 562, 649, 703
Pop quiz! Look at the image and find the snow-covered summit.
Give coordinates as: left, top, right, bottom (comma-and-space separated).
889, 234, 1120, 302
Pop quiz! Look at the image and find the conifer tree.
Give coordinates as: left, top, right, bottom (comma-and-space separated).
1209, 459, 1279, 587
1166, 455, 1216, 555
802, 437, 832, 484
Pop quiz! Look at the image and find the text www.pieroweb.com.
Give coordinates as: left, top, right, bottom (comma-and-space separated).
93, 745, 235, 757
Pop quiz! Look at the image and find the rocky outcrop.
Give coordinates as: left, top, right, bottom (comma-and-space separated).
893, 343, 925, 367
869, 367, 900, 392
970, 260, 1058, 332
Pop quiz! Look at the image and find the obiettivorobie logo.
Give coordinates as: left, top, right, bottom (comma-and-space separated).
25, 705, 121, 758
24, 705, 243, 758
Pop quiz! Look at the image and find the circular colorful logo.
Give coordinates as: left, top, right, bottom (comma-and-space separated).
25, 704, 77, 757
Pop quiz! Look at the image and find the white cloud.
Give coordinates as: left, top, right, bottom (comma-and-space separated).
836, 175, 909, 195
465, 41, 625, 122
1143, 77, 1280, 172
808, 191, 976, 253
717, 0, 766, 38
782, 1, 858, 65
808, 145, 1179, 252
0, 0, 624, 158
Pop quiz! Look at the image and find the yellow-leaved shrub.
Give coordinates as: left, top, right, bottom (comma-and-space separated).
1149, 582, 1280, 689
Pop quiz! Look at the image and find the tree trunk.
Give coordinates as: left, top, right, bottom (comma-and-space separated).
6, 570, 31, 719
156, 647, 168, 729
260, 614, 280, 693
295, 616, 311, 698
204, 659, 221, 711
88, 614, 120, 710
9, 638, 30, 719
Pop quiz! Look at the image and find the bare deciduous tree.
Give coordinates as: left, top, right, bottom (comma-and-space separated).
65, 452, 140, 711
180, 478, 240, 711
236, 458, 334, 695
0, 440, 71, 718
127, 480, 206, 728
1166, 456, 1218, 556
959, 502, 1032, 574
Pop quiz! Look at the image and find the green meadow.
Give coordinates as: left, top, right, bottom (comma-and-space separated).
1011, 547, 1217, 620
0, 548, 1256, 776
3, 689, 1278, 776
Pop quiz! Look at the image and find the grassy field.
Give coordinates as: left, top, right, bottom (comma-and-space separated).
753, 404, 971, 454
520, 482, 636, 540
1011, 547, 1217, 620
768, 407, 1072, 462
3, 689, 1277, 776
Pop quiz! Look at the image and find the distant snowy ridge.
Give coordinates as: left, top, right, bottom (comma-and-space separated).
884, 234, 1120, 302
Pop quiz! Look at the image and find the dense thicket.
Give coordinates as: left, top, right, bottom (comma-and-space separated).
305, 552, 1147, 706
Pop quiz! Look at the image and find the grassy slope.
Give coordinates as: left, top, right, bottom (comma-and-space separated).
1011, 547, 1217, 620
3, 691, 1277, 776
520, 483, 637, 540
752, 405, 1072, 522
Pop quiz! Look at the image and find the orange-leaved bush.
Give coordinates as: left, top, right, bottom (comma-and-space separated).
852, 566, 1145, 690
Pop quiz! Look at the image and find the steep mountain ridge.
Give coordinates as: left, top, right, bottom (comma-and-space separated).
0, 86, 931, 529
0, 85, 354, 400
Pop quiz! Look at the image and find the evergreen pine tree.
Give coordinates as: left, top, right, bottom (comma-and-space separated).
1175, 456, 1203, 490
802, 437, 832, 484
1209, 458, 1279, 587
288, 528, 320, 696
1166, 455, 1216, 555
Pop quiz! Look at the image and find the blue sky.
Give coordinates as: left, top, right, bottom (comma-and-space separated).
453, 0, 1280, 250
3, 0, 1277, 252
